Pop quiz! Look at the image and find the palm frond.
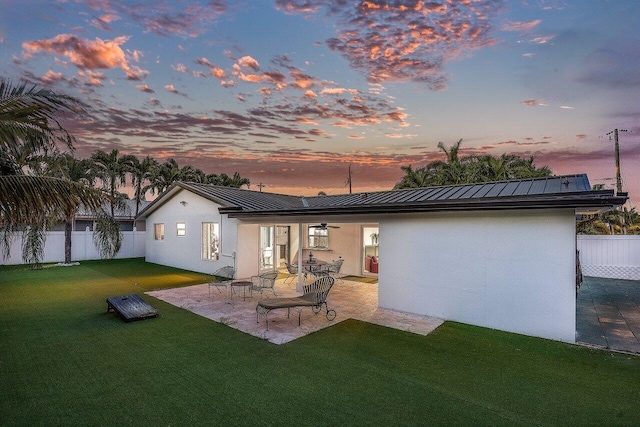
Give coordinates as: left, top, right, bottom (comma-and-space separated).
0, 175, 106, 227
0, 78, 84, 152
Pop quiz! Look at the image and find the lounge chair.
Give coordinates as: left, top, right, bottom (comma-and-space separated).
256, 275, 336, 330
208, 266, 236, 298
250, 270, 279, 298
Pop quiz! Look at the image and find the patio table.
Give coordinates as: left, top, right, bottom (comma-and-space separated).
229, 280, 252, 301
302, 260, 327, 273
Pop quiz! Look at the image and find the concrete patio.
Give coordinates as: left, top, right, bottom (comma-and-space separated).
576, 276, 640, 354
147, 274, 640, 352
147, 276, 444, 344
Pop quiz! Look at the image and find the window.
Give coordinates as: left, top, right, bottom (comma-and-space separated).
177, 222, 186, 236
202, 223, 220, 260
308, 226, 328, 249
154, 223, 164, 240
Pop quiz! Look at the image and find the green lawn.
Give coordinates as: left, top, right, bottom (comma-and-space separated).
1, 259, 639, 426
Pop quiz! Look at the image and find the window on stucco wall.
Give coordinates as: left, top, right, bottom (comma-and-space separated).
177, 222, 186, 236
154, 223, 164, 240
202, 222, 220, 260
308, 225, 328, 249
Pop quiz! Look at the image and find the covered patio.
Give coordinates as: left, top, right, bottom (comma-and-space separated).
147, 276, 444, 344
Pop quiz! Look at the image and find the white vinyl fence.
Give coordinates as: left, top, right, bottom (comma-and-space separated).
1, 227, 145, 265
577, 235, 640, 280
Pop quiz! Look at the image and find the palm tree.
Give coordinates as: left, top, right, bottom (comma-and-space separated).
91, 149, 136, 218
214, 172, 250, 188
150, 158, 182, 194
394, 165, 429, 189
45, 153, 96, 263
0, 78, 104, 266
130, 156, 158, 218
578, 206, 640, 235
395, 139, 551, 189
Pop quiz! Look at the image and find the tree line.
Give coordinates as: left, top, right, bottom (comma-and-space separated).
0, 78, 249, 267
394, 139, 551, 189
394, 139, 639, 234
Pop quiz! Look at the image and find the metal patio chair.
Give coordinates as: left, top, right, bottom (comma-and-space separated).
326, 258, 345, 284
283, 262, 299, 285
208, 266, 236, 298
250, 270, 279, 298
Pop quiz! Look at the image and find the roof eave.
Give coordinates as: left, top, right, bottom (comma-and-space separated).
223, 193, 628, 218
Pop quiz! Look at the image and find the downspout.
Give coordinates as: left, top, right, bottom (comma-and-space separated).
297, 222, 304, 292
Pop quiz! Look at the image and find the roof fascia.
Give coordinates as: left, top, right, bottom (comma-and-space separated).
135, 184, 183, 219
223, 192, 627, 218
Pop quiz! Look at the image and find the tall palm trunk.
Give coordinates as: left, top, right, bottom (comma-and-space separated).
64, 218, 73, 264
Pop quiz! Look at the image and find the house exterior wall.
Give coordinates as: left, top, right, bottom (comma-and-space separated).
145, 189, 239, 275
378, 209, 577, 343
237, 224, 259, 278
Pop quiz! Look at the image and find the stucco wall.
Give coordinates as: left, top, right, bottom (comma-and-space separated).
298, 223, 362, 276
237, 224, 259, 278
145, 189, 239, 275
378, 209, 577, 342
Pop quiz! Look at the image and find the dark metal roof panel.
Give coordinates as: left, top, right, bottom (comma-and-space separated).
485, 182, 507, 198
178, 182, 303, 210
528, 179, 547, 195
499, 181, 519, 197
512, 180, 533, 196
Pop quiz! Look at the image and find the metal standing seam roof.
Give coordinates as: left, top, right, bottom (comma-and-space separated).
136, 174, 627, 220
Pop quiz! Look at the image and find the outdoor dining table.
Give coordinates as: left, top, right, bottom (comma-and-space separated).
302, 260, 327, 275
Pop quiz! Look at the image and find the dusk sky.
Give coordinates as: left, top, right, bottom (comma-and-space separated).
1, 0, 638, 205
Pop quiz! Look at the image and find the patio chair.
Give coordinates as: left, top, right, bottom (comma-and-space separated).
250, 270, 279, 298
326, 258, 344, 284
208, 266, 236, 298
283, 262, 298, 285
256, 275, 336, 330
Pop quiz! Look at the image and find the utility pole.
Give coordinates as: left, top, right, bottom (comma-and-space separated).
606, 129, 627, 193
256, 182, 265, 192
345, 165, 352, 194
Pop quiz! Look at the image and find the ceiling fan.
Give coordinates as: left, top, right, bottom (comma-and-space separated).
311, 222, 340, 229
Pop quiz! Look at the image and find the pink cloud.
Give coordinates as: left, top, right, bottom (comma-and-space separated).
91, 13, 121, 31
320, 87, 359, 95
173, 63, 188, 73
40, 70, 65, 84
531, 35, 555, 44
78, 70, 107, 86
127, 1, 228, 38
211, 66, 226, 79
502, 20, 541, 32
237, 56, 260, 71
22, 34, 148, 81
164, 84, 188, 97
277, 0, 503, 88
136, 84, 154, 93
520, 98, 545, 107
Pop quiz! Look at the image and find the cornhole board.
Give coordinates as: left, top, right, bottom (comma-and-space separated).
106, 294, 158, 322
